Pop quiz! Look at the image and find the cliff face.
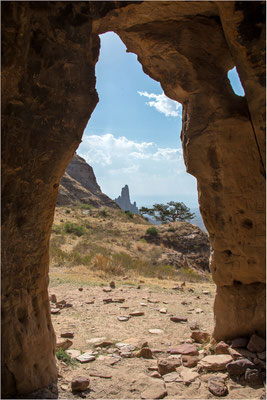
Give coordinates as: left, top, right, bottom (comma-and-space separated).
114, 185, 139, 214
57, 153, 118, 209
2, 1, 265, 397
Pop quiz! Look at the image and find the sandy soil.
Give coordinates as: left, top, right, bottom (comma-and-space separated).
49, 280, 265, 399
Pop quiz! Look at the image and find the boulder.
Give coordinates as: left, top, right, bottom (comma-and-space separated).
71, 376, 90, 392
199, 355, 233, 371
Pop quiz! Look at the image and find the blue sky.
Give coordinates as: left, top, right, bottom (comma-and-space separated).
78, 32, 244, 209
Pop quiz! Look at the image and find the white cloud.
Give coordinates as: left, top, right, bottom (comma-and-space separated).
78, 133, 198, 207
138, 91, 182, 118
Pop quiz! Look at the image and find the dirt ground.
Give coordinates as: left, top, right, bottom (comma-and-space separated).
49, 279, 265, 399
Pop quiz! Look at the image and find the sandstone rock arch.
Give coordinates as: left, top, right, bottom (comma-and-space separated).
2, 1, 265, 397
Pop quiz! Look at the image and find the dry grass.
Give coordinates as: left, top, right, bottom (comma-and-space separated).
50, 205, 210, 285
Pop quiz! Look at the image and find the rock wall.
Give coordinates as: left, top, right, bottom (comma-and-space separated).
2, 1, 265, 397
57, 153, 119, 208
114, 185, 139, 214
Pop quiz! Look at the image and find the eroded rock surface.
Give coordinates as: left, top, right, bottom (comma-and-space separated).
2, 1, 265, 397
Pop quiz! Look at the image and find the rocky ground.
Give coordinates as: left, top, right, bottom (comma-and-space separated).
49, 280, 266, 399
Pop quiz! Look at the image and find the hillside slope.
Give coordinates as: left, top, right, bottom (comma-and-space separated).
57, 153, 118, 209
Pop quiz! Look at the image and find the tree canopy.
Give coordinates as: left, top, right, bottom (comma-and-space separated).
140, 201, 195, 223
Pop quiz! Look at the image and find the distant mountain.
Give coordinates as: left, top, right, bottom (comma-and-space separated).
57, 153, 119, 209
114, 185, 139, 214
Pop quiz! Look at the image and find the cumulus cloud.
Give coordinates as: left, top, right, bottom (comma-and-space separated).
78, 133, 197, 206
138, 91, 182, 118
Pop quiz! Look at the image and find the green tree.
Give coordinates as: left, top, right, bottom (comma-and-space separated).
140, 202, 195, 223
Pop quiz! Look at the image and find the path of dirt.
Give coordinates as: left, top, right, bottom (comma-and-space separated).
50, 281, 264, 399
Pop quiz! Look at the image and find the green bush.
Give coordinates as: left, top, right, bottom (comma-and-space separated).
125, 210, 134, 219
56, 348, 78, 367
65, 209, 71, 214
146, 227, 159, 237
80, 204, 93, 210
64, 222, 86, 237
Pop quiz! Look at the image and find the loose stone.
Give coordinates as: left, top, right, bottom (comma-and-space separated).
61, 332, 74, 339
208, 378, 228, 396
257, 351, 266, 360
245, 368, 263, 386
129, 311, 144, 316
103, 287, 112, 293
141, 382, 167, 399
149, 329, 164, 335
215, 341, 230, 355
189, 321, 199, 330
76, 353, 96, 363
71, 376, 90, 392
56, 339, 73, 351
170, 344, 198, 356
157, 358, 180, 376
170, 316, 187, 323
151, 371, 161, 378
163, 372, 182, 383
50, 294, 57, 303
247, 334, 266, 353
118, 316, 129, 322
199, 355, 233, 371
191, 331, 210, 343
109, 281, 115, 289
78, 288, 83, 292
231, 337, 249, 348
179, 367, 199, 384
136, 347, 153, 359
159, 308, 167, 314
51, 308, 60, 314
182, 355, 199, 368
226, 358, 255, 376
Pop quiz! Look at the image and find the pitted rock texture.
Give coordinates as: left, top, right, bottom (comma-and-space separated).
2, 1, 265, 397
57, 153, 119, 208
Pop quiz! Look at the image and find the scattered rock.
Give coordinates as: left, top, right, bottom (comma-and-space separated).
215, 341, 230, 355
247, 334, 266, 353
245, 368, 263, 386
179, 367, 199, 384
136, 347, 153, 359
71, 376, 89, 392
170, 316, 187, 323
157, 358, 180, 376
228, 347, 256, 360
120, 351, 133, 358
201, 373, 228, 382
129, 311, 144, 317
50, 294, 57, 303
109, 358, 121, 366
231, 337, 249, 348
195, 308, 203, 314
141, 382, 167, 399
56, 339, 73, 351
182, 355, 199, 368
189, 321, 199, 330
78, 287, 83, 292
103, 298, 113, 304
159, 308, 167, 314
51, 308, 60, 314
191, 331, 210, 343
202, 290, 210, 295
226, 358, 255, 376
118, 316, 130, 322
208, 377, 228, 396
61, 384, 68, 391
61, 331, 74, 339
103, 287, 112, 293
149, 329, 164, 335
116, 343, 136, 352
199, 355, 233, 371
85, 300, 94, 304
185, 339, 193, 344
170, 344, 198, 356
140, 303, 147, 307
163, 372, 182, 383
109, 281, 115, 289
151, 371, 161, 379
76, 353, 96, 363
148, 299, 159, 304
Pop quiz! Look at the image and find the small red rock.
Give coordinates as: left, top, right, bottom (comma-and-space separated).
182, 355, 199, 367
170, 316, 187, 323
215, 341, 229, 355
170, 343, 198, 356
78, 287, 83, 292
191, 331, 210, 343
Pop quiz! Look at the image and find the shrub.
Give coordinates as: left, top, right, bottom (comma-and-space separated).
146, 227, 159, 237
140, 238, 147, 243
65, 210, 71, 214
80, 204, 93, 210
56, 348, 78, 367
64, 222, 85, 237
52, 224, 63, 235
98, 208, 108, 218
125, 210, 134, 219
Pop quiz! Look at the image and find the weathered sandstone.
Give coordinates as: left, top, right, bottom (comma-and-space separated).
2, 1, 265, 397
